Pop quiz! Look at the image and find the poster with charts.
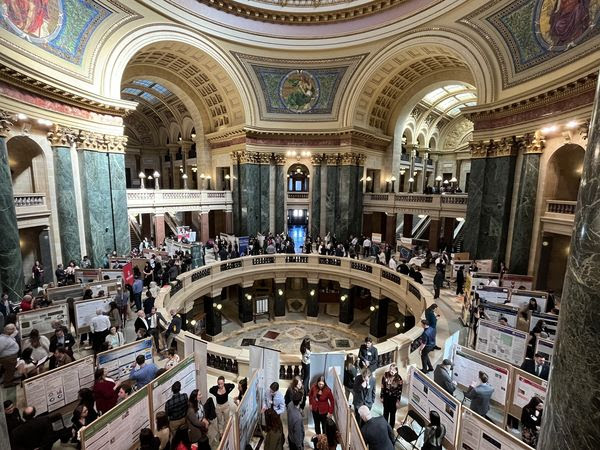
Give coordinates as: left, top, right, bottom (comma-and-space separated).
481, 304, 519, 328
476, 286, 510, 304
408, 366, 460, 449
17, 304, 69, 339
476, 320, 528, 366
236, 370, 261, 450
97, 338, 153, 381
80, 386, 150, 450
249, 345, 280, 400
74, 297, 112, 333
183, 332, 208, 399
509, 290, 548, 313
452, 346, 510, 406
536, 338, 554, 361
529, 311, 559, 341
24, 356, 94, 415
151, 356, 196, 416
512, 373, 547, 411
459, 408, 531, 450
331, 368, 349, 449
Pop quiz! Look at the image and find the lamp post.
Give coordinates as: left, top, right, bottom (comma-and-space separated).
224, 174, 231, 191
138, 171, 146, 189
366, 176, 372, 193
200, 173, 206, 190
435, 175, 443, 191
390, 175, 396, 193
206, 175, 212, 190
408, 177, 414, 193
442, 179, 449, 192
182, 173, 188, 190
153, 170, 160, 190
385, 178, 391, 193
450, 176, 458, 191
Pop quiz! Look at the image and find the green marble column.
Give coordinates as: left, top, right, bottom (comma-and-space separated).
259, 163, 270, 232
231, 157, 243, 235
310, 159, 322, 238
109, 153, 131, 255
0, 122, 24, 302
509, 150, 541, 274
463, 157, 486, 257
370, 297, 389, 339
338, 160, 363, 241
274, 160, 286, 234
325, 162, 339, 237
237, 153, 272, 237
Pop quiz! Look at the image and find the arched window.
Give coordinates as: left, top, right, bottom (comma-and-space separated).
287, 164, 309, 192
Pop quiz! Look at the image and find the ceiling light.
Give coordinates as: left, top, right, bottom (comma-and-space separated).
566, 121, 578, 129
394, 322, 401, 329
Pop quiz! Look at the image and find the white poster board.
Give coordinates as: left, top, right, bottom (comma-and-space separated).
512, 373, 547, 411
475, 320, 528, 367
371, 232, 382, 244
452, 346, 510, 406
529, 311, 559, 341
217, 417, 236, 450
151, 356, 196, 416
459, 408, 531, 450
509, 290, 548, 313
469, 272, 500, 291
348, 412, 368, 450
443, 330, 460, 362
96, 338, 153, 381
24, 355, 94, 415
476, 286, 510, 304
17, 304, 69, 339
74, 297, 112, 333
81, 385, 151, 450
310, 352, 346, 390
408, 366, 460, 449
481, 304, 519, 328
249, 345, 281, 396
237, 370, 261, 450
500, 274, 534, 290
474, 260, 494, 273
331, 368, 349, 449
183, 332, 208, 400
536, 338, 555, 361
451, 260, 472, 280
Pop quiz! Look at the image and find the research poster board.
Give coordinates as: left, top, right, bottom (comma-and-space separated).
500, 274, 534, 290
476, 320, 528, 367
249, 345, 281, 403
183, 332, 208, 399
371, 232, 382, 244
348, 412, 368, 450
469, 272, 500, 291
443, 330, 460, 362
74, 297, 112, 334
75, 269, 101, 283
475, 260, 494, 273
310, 352, 346, 390
217, 417, 236, 450
47, 284, 84, 302
151, 356, 196, 418
509, 290, 548, 313
24, 355, 94, 415
17, 303, 69, 339
508, 368, 547, 420
482, 303, 519, 328
331, 368, 349, 450
97, 338, 153, 381
236, 370, 261, 450
476, 286, 510, 304
100, 269, 123, 280
87, 279, 120, 297
408, 366, 460, 450
452, 346, 511, 407
459, 408, 531, 450
529, 311, 559, 340
80, 385, 151, 450
536, 338, 555, 361
451, 260, 472, 280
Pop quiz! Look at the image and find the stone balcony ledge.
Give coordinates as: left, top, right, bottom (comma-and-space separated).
363, 192, 467, 219
126, 189, 233, 214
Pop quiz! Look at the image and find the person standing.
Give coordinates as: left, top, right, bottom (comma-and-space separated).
32, 261, 44, 288
425, 304, 441, 350
263, 381, 286, 415
115, 285, 130, 327
433, 269, 444, 299
284, 376, 306, 409
309, 376, 334, 435
433, 359, 456, 395
521, 352, 550, 381
264, 407, 285, 450
92, 368, 118, 414
187, 389, 210, 450
464, 371, 494, 419
422, 410, 446, 450
343, 354, 358, 401
300, 338, 311, 397
352, 368, 376, 423
165, 309, 182, 351
380, 363, 403, 428
209, 376, 235, 437
358, 405, 395, 450
521, 397, 543, 447
456, 266, 465, 295
419, 320, 436, 373
358, 337, 379, 374
132, 275, 144, 312
165, 381, 188, 434
0, 324, 19, 387
90, 309, 111, 354
287, 391, 305, 450
129, 354, 158, 389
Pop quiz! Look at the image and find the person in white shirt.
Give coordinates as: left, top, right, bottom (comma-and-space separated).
487, 277, 498, 287
90, 309, 111, 353
388, 256, 398, 271
362, 238, 372, 258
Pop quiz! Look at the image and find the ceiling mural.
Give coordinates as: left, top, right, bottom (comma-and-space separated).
233, 52, 367, 122
462, 0, 600, 87
0, 0, 112, 64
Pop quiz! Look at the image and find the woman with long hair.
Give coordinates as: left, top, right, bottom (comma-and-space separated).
312, 416, 341, 450
92, 368, 118, 414
187, 389, 210, 450
143, 262, 154, 287
77, 387, 99, 422
108, 301, 122, 330
422, 410, 446, 450
300, 337, 311, 396
309, 375, 334, 436
521, 396, 543, 447
381, 363, 403, 428
234, 377, 248, 406
263, 408, 284, 450
343, 354, 357, 401
70, 405, 90, 444
284, 376, 306, 409
155, 412, 171, 450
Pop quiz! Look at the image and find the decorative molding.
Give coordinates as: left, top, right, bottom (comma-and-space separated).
273, 153, 286, 165
76, 131, 127, 153
105, 134, 128, 153
0, 109, 12, 137
47, 125, 77, 147
310, 154, 325, 165
469, 136, 522, 159
324, 154, 340, 165
523, 131, 545, 154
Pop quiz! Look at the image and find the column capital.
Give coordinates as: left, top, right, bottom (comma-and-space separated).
310, 153, 324, 165
339, 152, 367, 166
273, 153, 286, 165
522, 132, 545, 154
48, 125, 77, 147
167, 143, 180, 152
469, 136, 520, 159
0, 109, 13, 137
180, 140, 193, 152
324, 153, 340, 165
76, 130, 107, 151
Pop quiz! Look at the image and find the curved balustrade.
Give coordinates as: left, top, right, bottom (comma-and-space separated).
163, 254, 433, 380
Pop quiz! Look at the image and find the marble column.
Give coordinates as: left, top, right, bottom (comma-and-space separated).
306, 283, 319, 317
403, 214, 413, 238
38, 228, 53, 284
370, 297, 389, 339
231, 154, 242, 235
0, 113, 24, 301
234, 152, 270, 236
428, 219, 440, 251
274, 282, 286, 317
167, 144, 179, 189
274, 156, 286, 234
339, 154, 365, 241
509, 134, 543, 274
199, 212, 209, 242
225, 211, 233, 234
108, 152, 131, 255
48, 126, 81, 265
339, 287, 354, 325
537, 90, 600, 449
443, 217, 455, 248
310, 156, 323, 238
238, 285, 253, 324
463, 156, 486, 257
154, 214, 165, 246
204, 294, 222, 337
362, 213, 373, 237
325, 156, 339, 237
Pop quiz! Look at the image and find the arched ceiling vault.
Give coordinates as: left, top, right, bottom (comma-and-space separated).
121, 81, 189, 126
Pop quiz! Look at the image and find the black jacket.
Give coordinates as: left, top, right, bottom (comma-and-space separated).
361, 416, 395, 450
520, 359, 550, 381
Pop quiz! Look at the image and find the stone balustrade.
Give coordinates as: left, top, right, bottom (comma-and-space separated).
126, 189, 232, 214
14, 193, 46, 207
541, 199, 577, 236
287, 192, 309, 199
546, 200, 577, 215
13, 193, 50, 223
363, 192, 468, 218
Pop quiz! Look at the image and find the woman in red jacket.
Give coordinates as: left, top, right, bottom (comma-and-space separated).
309, 376, 335, 435
92, 368, 118, 414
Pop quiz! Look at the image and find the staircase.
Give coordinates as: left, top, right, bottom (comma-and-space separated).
129, 216, 142, 250
412, 215, 430, 240
164, 212, 181, 236
453, 220, 466, 252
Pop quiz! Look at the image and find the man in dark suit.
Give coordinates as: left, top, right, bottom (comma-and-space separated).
146, 307, 168, 351
434, 359, 456, 395
464, 371, 494, 418
352, 368, 376, 423
11, 406, 61, 450
358, 337, 379, 373
134, 310, 149, 334
48, 326, 75, 357
359, 405, 395, 450
165, 309, 182, 350
521, 352, 550, 381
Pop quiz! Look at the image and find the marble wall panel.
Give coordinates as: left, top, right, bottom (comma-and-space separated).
463, 158, 486, 257
241, 164, 260, 236
274, 165, 285, 234
231, 163, 243, 235
109, 153, 131, 256
326, 165, 339, 237
310, 165, 321, 238
259, 164, 270, 233
338, 165, 351, 240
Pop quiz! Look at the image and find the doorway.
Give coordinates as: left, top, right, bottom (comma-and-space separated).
287, 209, 308, 253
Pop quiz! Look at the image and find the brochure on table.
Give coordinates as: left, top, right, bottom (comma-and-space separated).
475, 320, 528, 367
96, 338, 153, 381
74, 297, 112, 334
508, 367, 547, 420
151, 356, 196, 418
459, 408, 531, 450
17, 303, 69, 340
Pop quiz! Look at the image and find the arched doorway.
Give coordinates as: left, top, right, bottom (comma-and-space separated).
287, 164, 310, 251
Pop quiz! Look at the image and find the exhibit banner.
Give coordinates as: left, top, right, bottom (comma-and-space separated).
74, 297, 112, 334
452, 346, 511, 406
217, 417, 236, 450
24, 355, 94, 415
481, 303, 519, 328
408, 366, 460, 450
536, 338, 555, 361
80, 384, 151, 450
17, 303, 69, 340
97, 338, 153, 381
239, 236, 249, 256
122, 262, 134, 286
475, 320, 528, 367
331, 368, 350, 449
459, 408, 531, 450
500, 274, 534, 290
509, 290, 548, 313
183, 332, 208, 399
508, 368, 547, 420
529, 311, 559, 341
236, 370, 261, 450
348, 410, 368, 450
151, 356, 196, 418
475, 286, 510, 304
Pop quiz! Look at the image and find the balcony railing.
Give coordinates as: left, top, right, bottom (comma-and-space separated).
126, 189, 232, 213
13, 193, 49, 219
546, 200, 576, 215
363, 193, 468, 218
287, 192, 309, 199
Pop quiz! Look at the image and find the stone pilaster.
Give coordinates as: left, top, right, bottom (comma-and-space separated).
325, 154, 339, 238
370, 297, 389, 339
310, 154, 323, 238
238, 285, 253, 324
306, 283, 319, 317
537, 79, 600, 449
48, 126, 81, 266
274, 154, 286, 234
167, 144, 180, 189
0, 110, 24, 301
204, 294, 222, 337
274, 282, 286, 317
339, 287, 354, 325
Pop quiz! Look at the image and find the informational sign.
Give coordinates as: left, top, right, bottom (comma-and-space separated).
239, 236, 249, 256
97, 338, 153, 381
408, 366, 460, 449
122, 262, 134, 286
536, 338, 555, 361
331, 368, 349, 449
151, 356, 196, 416
249, 345, 281, 398
476, 320, 528, 367
24, 356, 94, 415
310, 352, 346, 391
183, 332, 208, 399
452, 346, 510, 406
510, 370, 547, 418
371, 232, 382, 244
529, 311, 559, 341
451, 260, 471, 280
500, 274, 534, 290
459, 408, 531, 450
475, 286, 510, 304
348, 411, 368, 450
509, 290, 548, 313
80, 385, 151, 450
46, 284, 85, 302
236, 370, 261, 450
74, 297, 112, 334
481, 304, 519, 328
17, 303, 69, 339
217, 417, 236, 450
474, 259, 494, 273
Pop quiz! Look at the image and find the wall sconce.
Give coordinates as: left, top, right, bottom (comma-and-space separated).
309, 289, 315, 297
138, 171, 146, 189
191, 132, 196, 140
408, 177, 414, 193
191, 167, 197, 173
152, 170, 160, 190
369, 306, 375, 312
390, 175, 396, 192
190, 320, 197, 326
245, 293, 252, 301
340, 295, 347, 302
181, 173, 188, 190
278, 289, 284, 296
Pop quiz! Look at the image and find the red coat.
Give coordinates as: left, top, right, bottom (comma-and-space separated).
93, 379, 118, 414
309, 385, 334, 415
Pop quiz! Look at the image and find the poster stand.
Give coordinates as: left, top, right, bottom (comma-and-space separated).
347, 411, 368, 450
235, 369, 262, 450
96, 337, 153, 381
475, 320, 528, 367
507, 367, 547, 423
331, 368, 350, 450
217, 416, 237, 450
459, 407, 531, 450
182, 331, 208, 399
74, 296, 112, 335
